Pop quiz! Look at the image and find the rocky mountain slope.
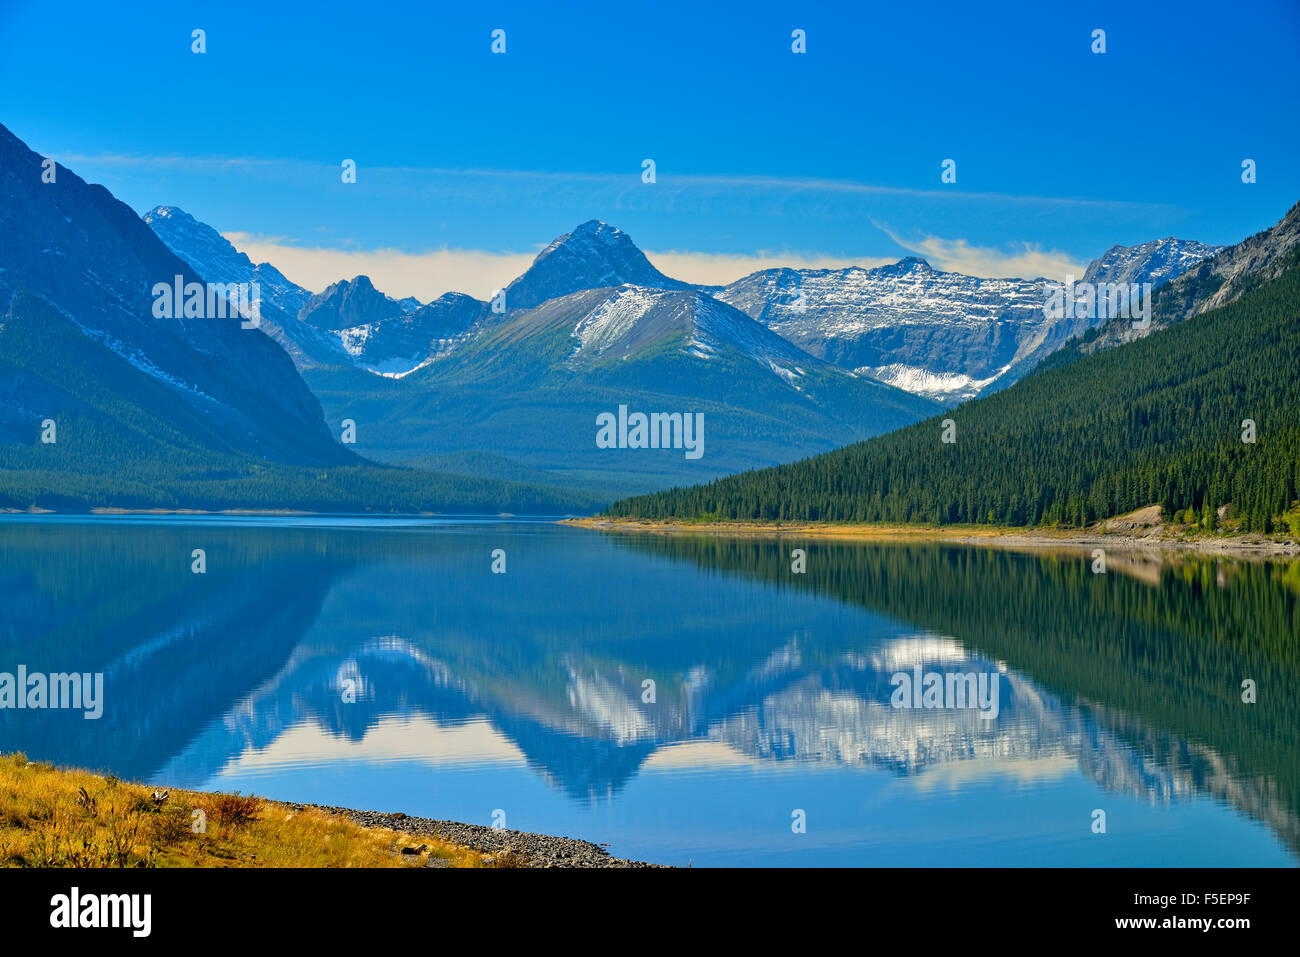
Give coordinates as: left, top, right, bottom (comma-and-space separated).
716, 238, 1218, 404
0, 124, 603, 512
1055, 201, 1300, 359
502, 219, 689, 311
0, 124, 349, 467
146, 207, 489, 376
1081, 237, 1221, 288
305, 282, 942, 490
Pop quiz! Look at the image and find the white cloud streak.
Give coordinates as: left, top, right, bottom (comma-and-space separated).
57, 150, 1171, 214
873, 222, 1087, 282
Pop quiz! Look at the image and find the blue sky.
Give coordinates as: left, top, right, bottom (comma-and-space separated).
2, 0, 1297, 299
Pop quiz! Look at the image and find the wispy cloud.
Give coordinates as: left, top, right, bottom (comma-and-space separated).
367, 166, 1155, 212
56, 153, 278, 171
59, 150, 1161, 284
60, 150, 1174, 215
873, 222, 1086, 281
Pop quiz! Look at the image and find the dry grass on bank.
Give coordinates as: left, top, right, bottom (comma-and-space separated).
0, 752, 482, 868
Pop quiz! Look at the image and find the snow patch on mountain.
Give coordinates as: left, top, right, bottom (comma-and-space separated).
719, 238, 1217, 404
1081, 238, 1222, 288
572, 285, 659, 356
861, 362, 1007, 402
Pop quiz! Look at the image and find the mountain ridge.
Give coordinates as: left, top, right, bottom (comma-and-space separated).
0, 124, 602, 512
605, 213, 1300, 532
0, 126, 348, 467
1041, 201, 1300, 368
716, 236, 1218, 404
304, 281, 942, 492
149, 210, 1220, 406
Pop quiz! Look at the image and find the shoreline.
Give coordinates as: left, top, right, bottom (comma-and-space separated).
0, 755, 660, 868
564, 517, 1300, 560
292, 804, 664, 868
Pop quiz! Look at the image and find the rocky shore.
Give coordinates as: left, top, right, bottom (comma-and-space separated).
287, 803, 666, 868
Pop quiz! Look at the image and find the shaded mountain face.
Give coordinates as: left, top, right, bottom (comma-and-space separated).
146, 211, 487, 376
0, 123, 349, 467
305, 282, 942, 491
144, 206, 310, 317
716, 240, 1216, 405
143, 205, 351, 370
299, 274, 406, 331
502, 219, 689, 311
326, 288, 486, 375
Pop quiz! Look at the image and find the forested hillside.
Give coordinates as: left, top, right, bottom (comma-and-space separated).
0, 292, 601, 514
608, 259, 1300, 533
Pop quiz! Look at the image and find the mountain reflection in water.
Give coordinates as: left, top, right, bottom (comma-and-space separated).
1, 517, 1296, 866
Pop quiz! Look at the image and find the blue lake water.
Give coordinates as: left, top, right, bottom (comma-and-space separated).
1, 516, 1296, 866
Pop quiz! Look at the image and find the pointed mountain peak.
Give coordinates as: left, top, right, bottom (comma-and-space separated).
570, 218, 618, 237
144, 205, 227, 242
144, 205, 197, 224
534, 220, 642, 265
300, 274, 403, 331
504, 220, 688, 311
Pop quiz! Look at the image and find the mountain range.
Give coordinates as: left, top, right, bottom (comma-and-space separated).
141, 206, 1222, 495
302, 286, 942, 495
0, 115, 1272, 513
610, 201, 1300, 533
147, 214, 946, 493
0, 122, 604, 512
147, 209, 1221, 407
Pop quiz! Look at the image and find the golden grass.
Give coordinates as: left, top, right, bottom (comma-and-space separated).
0, 752, 483, 868
562, 516, 1011, 539
562, 516, 1296, 557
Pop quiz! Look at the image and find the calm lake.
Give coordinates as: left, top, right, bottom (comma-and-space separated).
1, 516, 1297, 867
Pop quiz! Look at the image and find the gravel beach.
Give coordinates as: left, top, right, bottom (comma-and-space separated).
286, 803, 667, 868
